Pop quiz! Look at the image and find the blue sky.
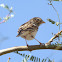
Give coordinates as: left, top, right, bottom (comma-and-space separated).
0, 0, 62, 62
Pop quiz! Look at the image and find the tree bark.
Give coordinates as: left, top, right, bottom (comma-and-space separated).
0, 45, 62, 56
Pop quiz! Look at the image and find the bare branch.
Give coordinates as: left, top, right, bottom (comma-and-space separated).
0, 30, 62, 56
0, 44, 62, 56
45, 30, 62, 46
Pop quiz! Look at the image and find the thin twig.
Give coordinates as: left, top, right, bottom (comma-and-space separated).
51, 3, 60, 31
45, 30, 62, 46
49, 1, 60, 42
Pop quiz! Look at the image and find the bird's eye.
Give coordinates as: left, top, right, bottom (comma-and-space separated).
36, 19, 39, 21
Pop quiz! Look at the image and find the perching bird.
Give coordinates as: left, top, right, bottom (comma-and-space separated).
16, 17, 45, 46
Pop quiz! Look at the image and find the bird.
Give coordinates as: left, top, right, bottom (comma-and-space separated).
16, 17, 45, 46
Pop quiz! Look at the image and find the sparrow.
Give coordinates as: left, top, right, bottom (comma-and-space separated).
16, 17, 45, 46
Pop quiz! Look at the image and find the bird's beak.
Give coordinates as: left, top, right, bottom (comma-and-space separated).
42, 21, 45, 23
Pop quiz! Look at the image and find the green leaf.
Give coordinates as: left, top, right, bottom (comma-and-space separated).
45, 59, 47, 62
25, 55, 27, 59
4, 16, 10, 21
10, 9, 13, 13
5, 5, 9, 9
39, 58, 40, 62
47, 19, 55, 24
56, 22, 59, 26
0, 18, 1, 21
30, 56, 34, 61
42, 59, 44, 62
27, 55, 30, 58
48, 59, 52, 62
9, 7, 13, 12
23, 54, 25, 57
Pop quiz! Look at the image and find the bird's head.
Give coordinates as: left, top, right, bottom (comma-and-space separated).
32, 17, 45, 26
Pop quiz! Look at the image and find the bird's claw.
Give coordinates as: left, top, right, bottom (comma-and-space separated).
27, 44, 29, 46
39, 42, 42, 45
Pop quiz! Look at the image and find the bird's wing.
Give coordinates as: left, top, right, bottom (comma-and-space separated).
16, 22, 38, 37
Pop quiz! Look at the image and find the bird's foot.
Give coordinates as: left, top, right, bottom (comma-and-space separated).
27, 44, 29, 47
39, 42, 43, 45
39, 42, 45, 46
